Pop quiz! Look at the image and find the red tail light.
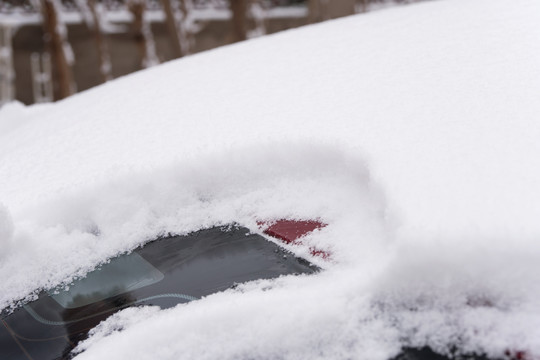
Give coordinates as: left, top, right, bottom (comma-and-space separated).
258, 219, 330, 259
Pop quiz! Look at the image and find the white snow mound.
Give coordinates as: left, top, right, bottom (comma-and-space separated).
0, 203, 14, 255
1, 0, 540, 358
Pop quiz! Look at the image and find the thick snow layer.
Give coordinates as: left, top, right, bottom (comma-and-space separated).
0, 203, 14, 255
1, 0, 540, 358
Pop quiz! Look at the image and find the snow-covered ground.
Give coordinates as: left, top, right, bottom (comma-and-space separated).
1, 0, 540, 358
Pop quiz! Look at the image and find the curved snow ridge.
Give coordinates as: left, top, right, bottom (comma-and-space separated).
0, 203, 14, 258
0, 142, 390, 310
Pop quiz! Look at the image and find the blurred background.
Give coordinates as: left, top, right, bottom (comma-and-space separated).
0, 0, 423, 106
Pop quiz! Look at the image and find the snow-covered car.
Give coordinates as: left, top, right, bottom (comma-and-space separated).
1, 0, 539, 359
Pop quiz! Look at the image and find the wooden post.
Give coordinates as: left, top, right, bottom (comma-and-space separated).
177, 0, 194, 56
41, 0, 74, 100
87, 0, 113, 82
308, 0, 325, 23
128, 0, 159, 69
161, 0, 183, 58
247, 0, 266, 39
129, 0, 145, 69
230, 0, 247, 42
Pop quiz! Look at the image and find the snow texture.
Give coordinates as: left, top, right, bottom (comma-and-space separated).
0, 203, 14, 257
1, 0, 540, 358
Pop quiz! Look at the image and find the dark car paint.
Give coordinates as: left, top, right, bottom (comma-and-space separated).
394, 348, 494, 360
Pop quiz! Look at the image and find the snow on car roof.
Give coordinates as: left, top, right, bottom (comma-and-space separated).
1, 0, 540, 358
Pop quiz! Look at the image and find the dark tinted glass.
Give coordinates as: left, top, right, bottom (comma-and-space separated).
49, 252, 164, 309
0, 225, 319, 360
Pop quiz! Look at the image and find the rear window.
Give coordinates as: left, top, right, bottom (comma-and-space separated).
49, 252, 164, 309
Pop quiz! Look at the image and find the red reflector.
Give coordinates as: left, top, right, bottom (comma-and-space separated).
259, 219, 329, 259
505, 350, 530, 360
263, 219, 325, 244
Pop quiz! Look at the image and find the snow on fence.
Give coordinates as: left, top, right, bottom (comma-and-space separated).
0, 25, 15, 106
30, 52, 54, 103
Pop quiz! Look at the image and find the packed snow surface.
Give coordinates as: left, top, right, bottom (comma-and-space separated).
1, 0, 540, 358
